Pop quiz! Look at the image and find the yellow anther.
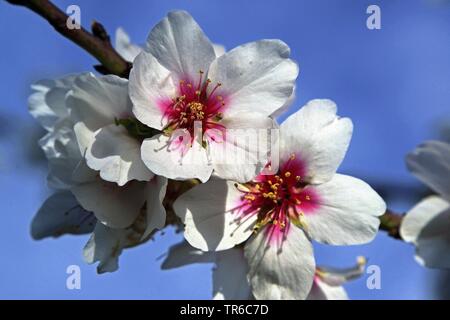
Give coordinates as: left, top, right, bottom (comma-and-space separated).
357, 256, 367, 266
284, 171, 291, 178
295, 176, 301, 181
244, 194, 255, 201
263, 192, 276, 200
295, 199, 301, 205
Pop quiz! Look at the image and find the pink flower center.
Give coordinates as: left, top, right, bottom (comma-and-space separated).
159, 71, 228, 143
236, 153, 320, 243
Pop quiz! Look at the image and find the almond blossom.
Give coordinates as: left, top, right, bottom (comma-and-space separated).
129, 11, 298, 183
174, 99, 386, 299
69, 73, 155, 186
29, 72, 167, 273
400, 141, 450, 268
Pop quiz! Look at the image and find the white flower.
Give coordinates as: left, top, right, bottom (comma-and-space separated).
162, 241, 366, 300
129, 11, 298, 183
29, 74, 168, 272
400, 140, 450, 268
68, 73, 154, 186
174, 99, 386, 299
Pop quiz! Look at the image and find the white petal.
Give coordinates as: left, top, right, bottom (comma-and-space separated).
29, 79, 60, 131
213, 248, 252, 300
31, 191, 95, 239
210, 112, 276, 182
400, 196, 450, 268
129, 51, 176, 130
115, 27, 142, 62
401, 196, 449, 243
47, 157, 79, 190
28, 75, 77, 131
174, 179, 257, 251
85, 124, 154, 186
71, 158, 98, 184
39, 119, 82, 189
307, 280, 348, 300
244, 224, 315, 300
213, 43, 226, 57
67, 73, 132, 133
303, 174, 386, 245
406, 140, 450, 201
142, 175, 168, 239
280, 99, 353, 184
161, 241, 215, 269
141, 133, 213, 182
207, 40, 298, 116
71, 179, 147, 228
271, 85, 296, 118
73, 122, 95, 157
145, 11, 216, 78
83, 218, 146, 273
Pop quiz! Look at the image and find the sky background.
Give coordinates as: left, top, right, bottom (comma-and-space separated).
1, 0, 450, 299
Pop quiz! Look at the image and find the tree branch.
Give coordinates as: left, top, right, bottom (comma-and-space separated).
6, 0, 131, 77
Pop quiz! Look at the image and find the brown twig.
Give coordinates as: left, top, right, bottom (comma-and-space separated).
6, 0, 131, 77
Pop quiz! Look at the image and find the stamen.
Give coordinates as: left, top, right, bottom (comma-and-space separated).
209, 82, 222, 99
197, 70, 204, 90
234, 183, 251, 193
245, 194, 255, 201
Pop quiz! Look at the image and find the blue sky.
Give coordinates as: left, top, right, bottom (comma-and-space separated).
1, 0, 450, 299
